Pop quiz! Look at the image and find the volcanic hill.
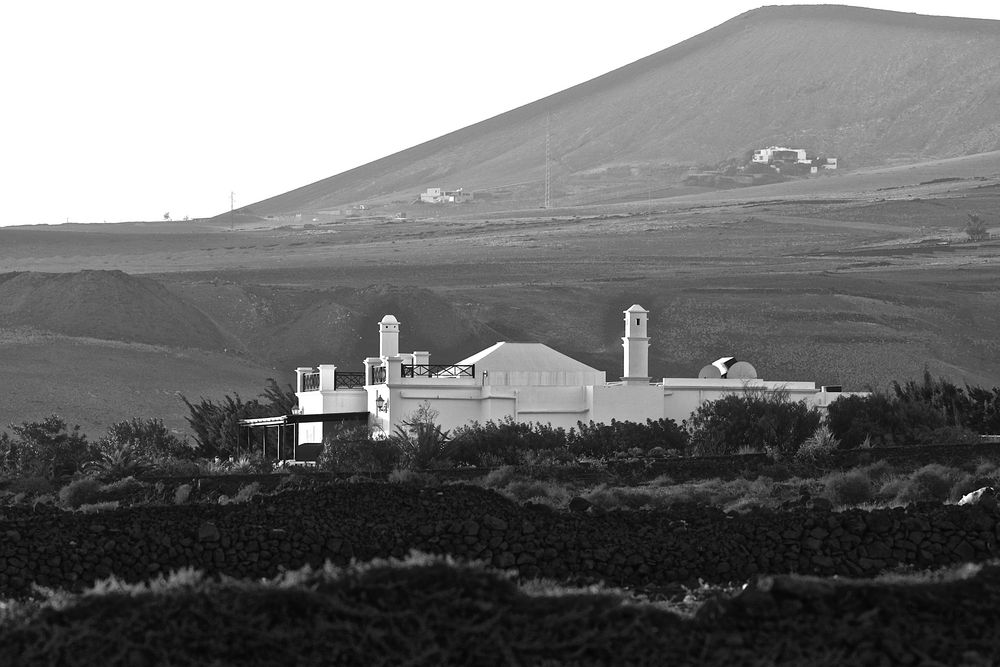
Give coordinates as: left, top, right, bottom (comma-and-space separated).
231, 4, 1000, 219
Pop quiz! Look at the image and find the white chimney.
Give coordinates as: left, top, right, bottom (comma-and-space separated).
622, 304, 650, 385
379, 315, 400, 357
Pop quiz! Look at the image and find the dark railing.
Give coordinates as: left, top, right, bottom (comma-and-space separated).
302, 372, 320, 391
402, 364, 475, 378
335, 371, 365, 390
371, 366, 387, 384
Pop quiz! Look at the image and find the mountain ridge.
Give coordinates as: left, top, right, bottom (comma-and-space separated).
229, 4, 1000, 218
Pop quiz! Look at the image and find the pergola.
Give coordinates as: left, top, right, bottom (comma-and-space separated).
237, 412, 369, 462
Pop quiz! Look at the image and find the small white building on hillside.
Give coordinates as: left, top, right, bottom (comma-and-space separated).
419, 187, 473, 203
280, 305, 853, 448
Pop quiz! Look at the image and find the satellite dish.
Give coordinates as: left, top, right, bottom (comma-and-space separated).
726, 361, 758, 379
712, 356, 735, 376
698, 364, 722, 379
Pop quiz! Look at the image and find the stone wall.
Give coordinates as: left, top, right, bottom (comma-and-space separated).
1, 484, 997, 598
606, 442, 1000, 482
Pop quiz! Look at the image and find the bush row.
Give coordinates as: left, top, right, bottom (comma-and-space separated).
828, 371, 1000, 448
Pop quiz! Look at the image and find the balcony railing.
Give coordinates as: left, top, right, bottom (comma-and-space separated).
371, 366, 387, 384
334, 371, 365, 389
301, 370, 365, 391
301, 372, 320, 391
402, 364, 475, 379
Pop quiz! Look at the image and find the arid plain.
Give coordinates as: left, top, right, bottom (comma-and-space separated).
1, 153, 998, 437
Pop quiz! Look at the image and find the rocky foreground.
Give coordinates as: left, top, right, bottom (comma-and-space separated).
1, 482, 998, 597
0, 556, 997, 666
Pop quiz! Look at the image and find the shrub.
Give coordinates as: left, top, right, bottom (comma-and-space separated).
318, 426, 400, 473
3, 476, 54, 496
920, 426, 980, 445
77, 501, 120, 513
502, 480, 570, 507
98, 418, 194, 462
829, 373, 1000, 447
823, 470, 873, 506
174, 484, 192, 505
687, 387, 821, 457
570, 418, 687, 458
98, 476, 146, 502
894, 464, 963, 505
3, 415, 89, 477
232, 482, 261, 503
648, 474, 675, 488
83, 440, 147, 481
387, 469, 439, 486
147, 458, 201, 477
392, 406, 453, 470
226, 454, 273, 475
827, 393, 900, 449
480, 465, 519, 489
58, 477, 102, 509
795, 424, 840, 464
450, 418, 568, 466
965, 212, 988, 242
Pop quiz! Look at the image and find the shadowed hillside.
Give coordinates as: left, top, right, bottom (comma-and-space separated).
163, 282, 508, 372
0, 271, 239, 353
232, 5, 1000, 218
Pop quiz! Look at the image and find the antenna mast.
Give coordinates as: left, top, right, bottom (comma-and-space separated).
544, 113, 551, 209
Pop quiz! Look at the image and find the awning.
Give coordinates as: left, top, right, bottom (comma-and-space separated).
238, 412, 369, 427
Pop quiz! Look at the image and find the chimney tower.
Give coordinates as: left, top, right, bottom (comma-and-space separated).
379, 315, 400, 357
622, 304, 650, 385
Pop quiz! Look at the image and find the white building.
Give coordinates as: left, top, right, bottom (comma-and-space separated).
419, 187, 473, 203
278, 305, 852, 450
752, 146, 808, 164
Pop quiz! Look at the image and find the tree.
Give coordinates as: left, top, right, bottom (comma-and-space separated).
95, 417, 194, 461
163, 212, 171, 222
965, 212, 988, 242
4, 415, 89, 477
827, 372, 996, 447
827, 392, 901, 449
180, 378, 297, 459
391, 401, 453, 470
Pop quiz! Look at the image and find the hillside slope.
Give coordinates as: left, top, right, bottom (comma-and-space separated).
0, 271, 238, 353
234, 5, 1000, 217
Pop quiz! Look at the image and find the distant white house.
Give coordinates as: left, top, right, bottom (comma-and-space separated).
752, 146, 838, 172
753, 146, 808, 164
419, 187, 473, 203
270, 305, 856, 451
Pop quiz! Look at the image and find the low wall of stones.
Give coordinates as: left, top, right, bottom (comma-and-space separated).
606, 442, 1000, 482
1, 483, 998, 598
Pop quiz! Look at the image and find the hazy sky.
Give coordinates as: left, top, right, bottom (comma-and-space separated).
2, 1, 998, 227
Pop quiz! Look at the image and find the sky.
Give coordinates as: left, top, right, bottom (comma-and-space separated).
2, 1, 999, 227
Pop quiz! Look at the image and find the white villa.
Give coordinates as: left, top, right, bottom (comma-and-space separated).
240, 305, 853, 456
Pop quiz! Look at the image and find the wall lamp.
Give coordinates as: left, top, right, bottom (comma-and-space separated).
375, 393, 389, 413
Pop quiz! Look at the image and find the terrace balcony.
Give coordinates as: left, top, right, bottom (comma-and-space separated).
297, 367, 366, 392
369, 362, 475, 385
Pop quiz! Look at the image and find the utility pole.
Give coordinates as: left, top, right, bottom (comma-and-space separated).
230, 191, 235, 231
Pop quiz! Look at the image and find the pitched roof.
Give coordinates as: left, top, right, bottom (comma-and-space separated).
456, 342, 601, 373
